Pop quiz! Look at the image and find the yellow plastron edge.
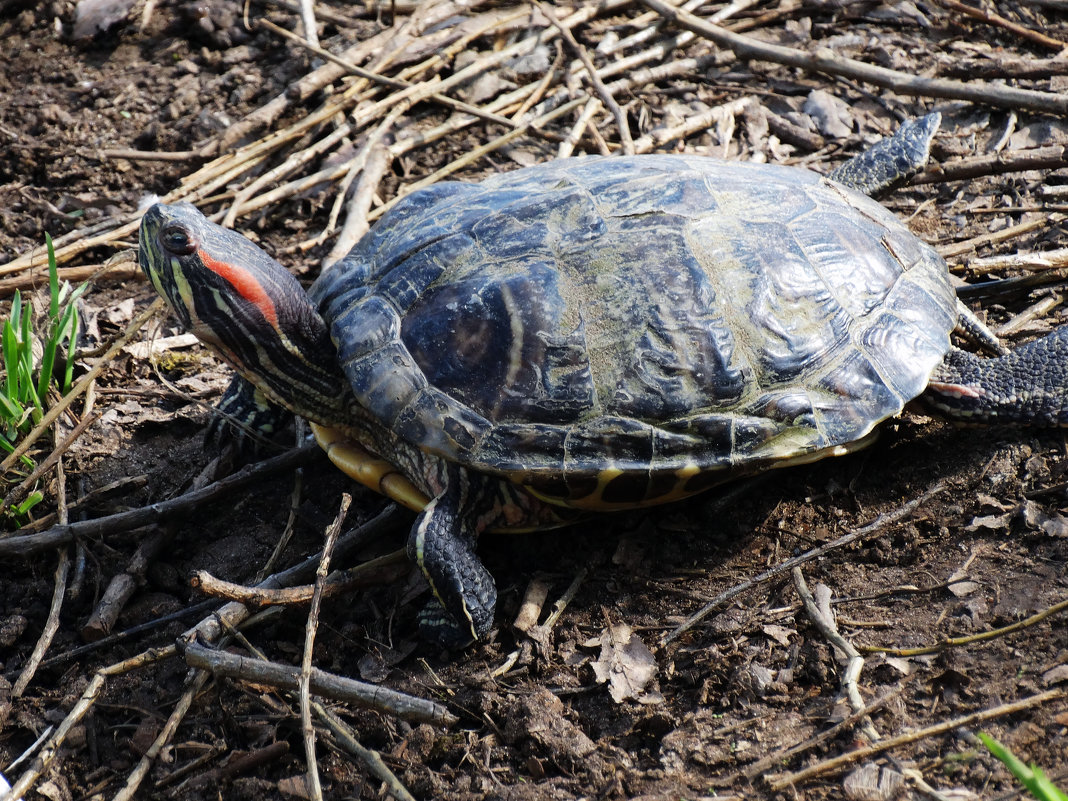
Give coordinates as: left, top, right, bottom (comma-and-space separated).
310, 422, 430, 513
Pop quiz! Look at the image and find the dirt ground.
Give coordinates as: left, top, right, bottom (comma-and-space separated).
1, 0, 1067, 799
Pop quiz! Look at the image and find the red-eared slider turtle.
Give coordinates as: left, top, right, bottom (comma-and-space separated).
138, 116, 1068, 646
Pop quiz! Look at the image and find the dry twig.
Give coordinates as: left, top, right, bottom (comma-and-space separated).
300, 494, 351, 801
640, 0, 1068, 114
180, 640, 456, 725
930, 0, 1068, 50
192, 549, 408, 606
0, 443, 323, 558
661, 481, 947, 646
766, 688, 1065, 789
793, 568, 880, 743
860, 596, 1068, 656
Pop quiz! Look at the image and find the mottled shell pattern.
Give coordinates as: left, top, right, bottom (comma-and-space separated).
309, 155, 957, 509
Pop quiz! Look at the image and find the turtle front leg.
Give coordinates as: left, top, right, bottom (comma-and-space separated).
408, 464, 497, 647
207, 374, 294, 447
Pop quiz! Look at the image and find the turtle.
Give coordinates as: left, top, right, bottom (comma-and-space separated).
138, 115, 1068, 646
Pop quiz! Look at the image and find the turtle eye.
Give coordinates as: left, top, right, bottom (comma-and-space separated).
160, 223, 197, 256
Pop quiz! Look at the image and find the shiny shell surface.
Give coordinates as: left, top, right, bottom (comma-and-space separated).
310, 155, 957, 508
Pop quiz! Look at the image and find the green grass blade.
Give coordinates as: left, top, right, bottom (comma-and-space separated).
37, 291, 79, 401
61, 308, 79, 393
13, 490, 43, 516
0, 391, 22, 420
46, 232, 59, 320
2, 317, 19, 403
9, 289, 21, 331
37, 324, 59, 405
17, 357, 38, 413
979, 733, 1068, 801
18, 304, 35, 407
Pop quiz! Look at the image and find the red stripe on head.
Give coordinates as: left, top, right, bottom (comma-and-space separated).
197, 249, 279, 327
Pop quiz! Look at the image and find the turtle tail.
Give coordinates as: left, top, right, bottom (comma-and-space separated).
925, 327, 1068, 426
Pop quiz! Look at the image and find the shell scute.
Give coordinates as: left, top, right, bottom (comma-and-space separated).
400, 262, 596, 424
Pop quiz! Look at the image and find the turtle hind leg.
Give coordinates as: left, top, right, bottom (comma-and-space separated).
926, 326, 1068, 426
408, 464, 497, 647
827, 112, 941, 198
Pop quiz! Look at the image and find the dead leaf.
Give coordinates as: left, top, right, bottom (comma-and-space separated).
1042, 664, 1068, 686
124, 333, 200, 360
590, 622, 660, 703
762, 624, 794, 646
843, 762, 904, 801
72, 0, 136, 38
277, 775, 311, 800
965, 513, 1010, 533
802, 89, 852, 138
1019, 500, 1068, 538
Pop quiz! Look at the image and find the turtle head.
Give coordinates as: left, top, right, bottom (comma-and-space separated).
138, 202, 351, 424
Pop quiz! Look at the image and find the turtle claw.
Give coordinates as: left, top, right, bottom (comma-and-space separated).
417, 598, 480, 649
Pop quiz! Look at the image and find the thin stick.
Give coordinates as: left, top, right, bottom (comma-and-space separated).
540, 3, 635, 155
323, 141, 393, 263
5, 648, 175, 800
312, 112, 400, 254
11, 547, 71, 697
315, 704, 416, 801
931, 0, 1067, 50
221, 122, 353, 228
970, 248, 1068, 276
111, 669, 212, 801
373, 97, 585, 220
82, 528, 173, 641
0, 262, 141, 297
542, 568, 588, 631
915, 144, 1068, 185
939, 216, 1056, 259
632, 96, 755, 153
301, 494, 351, 801
192, 549, 408, 606
297, 0, 319, 48
0, 443, 322, 558
255, 460, 304, 583
996, 292, 1063, 336
257, 17, 528, 132
558, 97, 603, 158
639, 0, 1068, 114
793, 568, 879, 743
859, 596, 1068, 656
186, 504, 407, 644
741, 688, 903, 780
767, 688, 1065, 789
180, 640, 456, 725
661, 481, 947, 646
2, 410, 99, 510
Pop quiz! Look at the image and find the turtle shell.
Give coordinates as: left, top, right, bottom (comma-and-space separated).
309, 155, 957, 509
